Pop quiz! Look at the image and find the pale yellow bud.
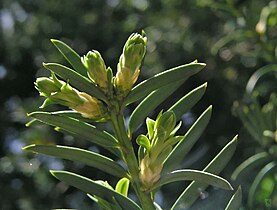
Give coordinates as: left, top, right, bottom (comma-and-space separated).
139, 155, 162, 190
73, 92, 108, 121
115, 32, 147, 97
82, 50, 108, 92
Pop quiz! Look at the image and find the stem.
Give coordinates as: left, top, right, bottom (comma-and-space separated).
110, 109, 156, 210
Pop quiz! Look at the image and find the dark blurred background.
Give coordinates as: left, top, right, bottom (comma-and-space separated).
0, 0, 276, 209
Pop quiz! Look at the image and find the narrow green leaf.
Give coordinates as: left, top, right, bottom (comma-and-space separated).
128, 80, 184, 134
154, 202, 163, 210
54, 127, 121, 158
168, 82, 207, 121
115, 178, 130, 197
231, 152, 272, 180
125, 62, 206, 105
51, 171, 141, 210
50, 110, 112, 124
23, 145, 126, 178
31, 110, 93, 123
246, 64, 277, 94
51, 39, 88, 76
136, 135, 151, 152
171, 135, 238, 210
248, 161, 276, 208
225, 186, 242, 210
151, 169, 233, 191
163, 106, 212, 172
43, 63, 107, 101
28, 111, 118, 148
146, 118, 155, 139
87, 194, 121, 210
138, 146, 145, 164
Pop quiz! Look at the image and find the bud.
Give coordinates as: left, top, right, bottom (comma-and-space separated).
139, 111, 182, 190
48, 82, 84, 108
139, 155, 163, 190
82, 50, 108, 92
35, 76, 108, 121
74, 92, 108, 121
115, 32, 147, 96
154, 111, 176, 141
35, 77, 62, 97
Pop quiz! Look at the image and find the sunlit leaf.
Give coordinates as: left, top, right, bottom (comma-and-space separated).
87, 194, 121, 210
154, 202, 163, 210
225, 186, 242, 210
128, 80, 183, 134
51, 171, 141, 210
171, 135, 238, 210
43, 63, 107, 101
51, 39, 88, 76
163, 106, 212, 172
136, 135, 151, 152
28, 112, 118, 148
168, 82, 207, 121
28, 110, 94, 123
115, 178, 130, 196
23, 144, 126, 178
146, 118, 155, 139
138, 146, 146, 164
125, 62, 206, 105
151, 169, 233, 191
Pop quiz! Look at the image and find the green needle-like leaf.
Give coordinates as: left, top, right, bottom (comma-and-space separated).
136, 135, 151, 152
151, 169, 233, 191
128, 82, 206, 135
232, 152, 272, 180
246, 64, 277, 94
248, 161, 276, 208
154, 202, 163, 210
225, 186, 242, 210
88, 194, 123, 210
23, 145, 127, 178
125, 62, 206, 105
43, 63, 107, 101
28, 112, 118, 148
26, 110, 94, 125
48, 110, 95, 123
51, 171, 141, 210
168, 83, 207, 121
87, 194, 115, 210
51, 39, 88, 76
163, 106, 212, 172
115, 178, 130, 196
128, 80, 184, 134
171, 135, 238, 210
138, 146, 146, 164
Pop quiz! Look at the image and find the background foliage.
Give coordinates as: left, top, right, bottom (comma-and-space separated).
0, 0, 276, 209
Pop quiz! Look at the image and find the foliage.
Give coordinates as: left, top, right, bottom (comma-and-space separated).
1, 0, 275, 209
232, 66, 277, 209
25, 33, 241, 209
197, 1, 277, 208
